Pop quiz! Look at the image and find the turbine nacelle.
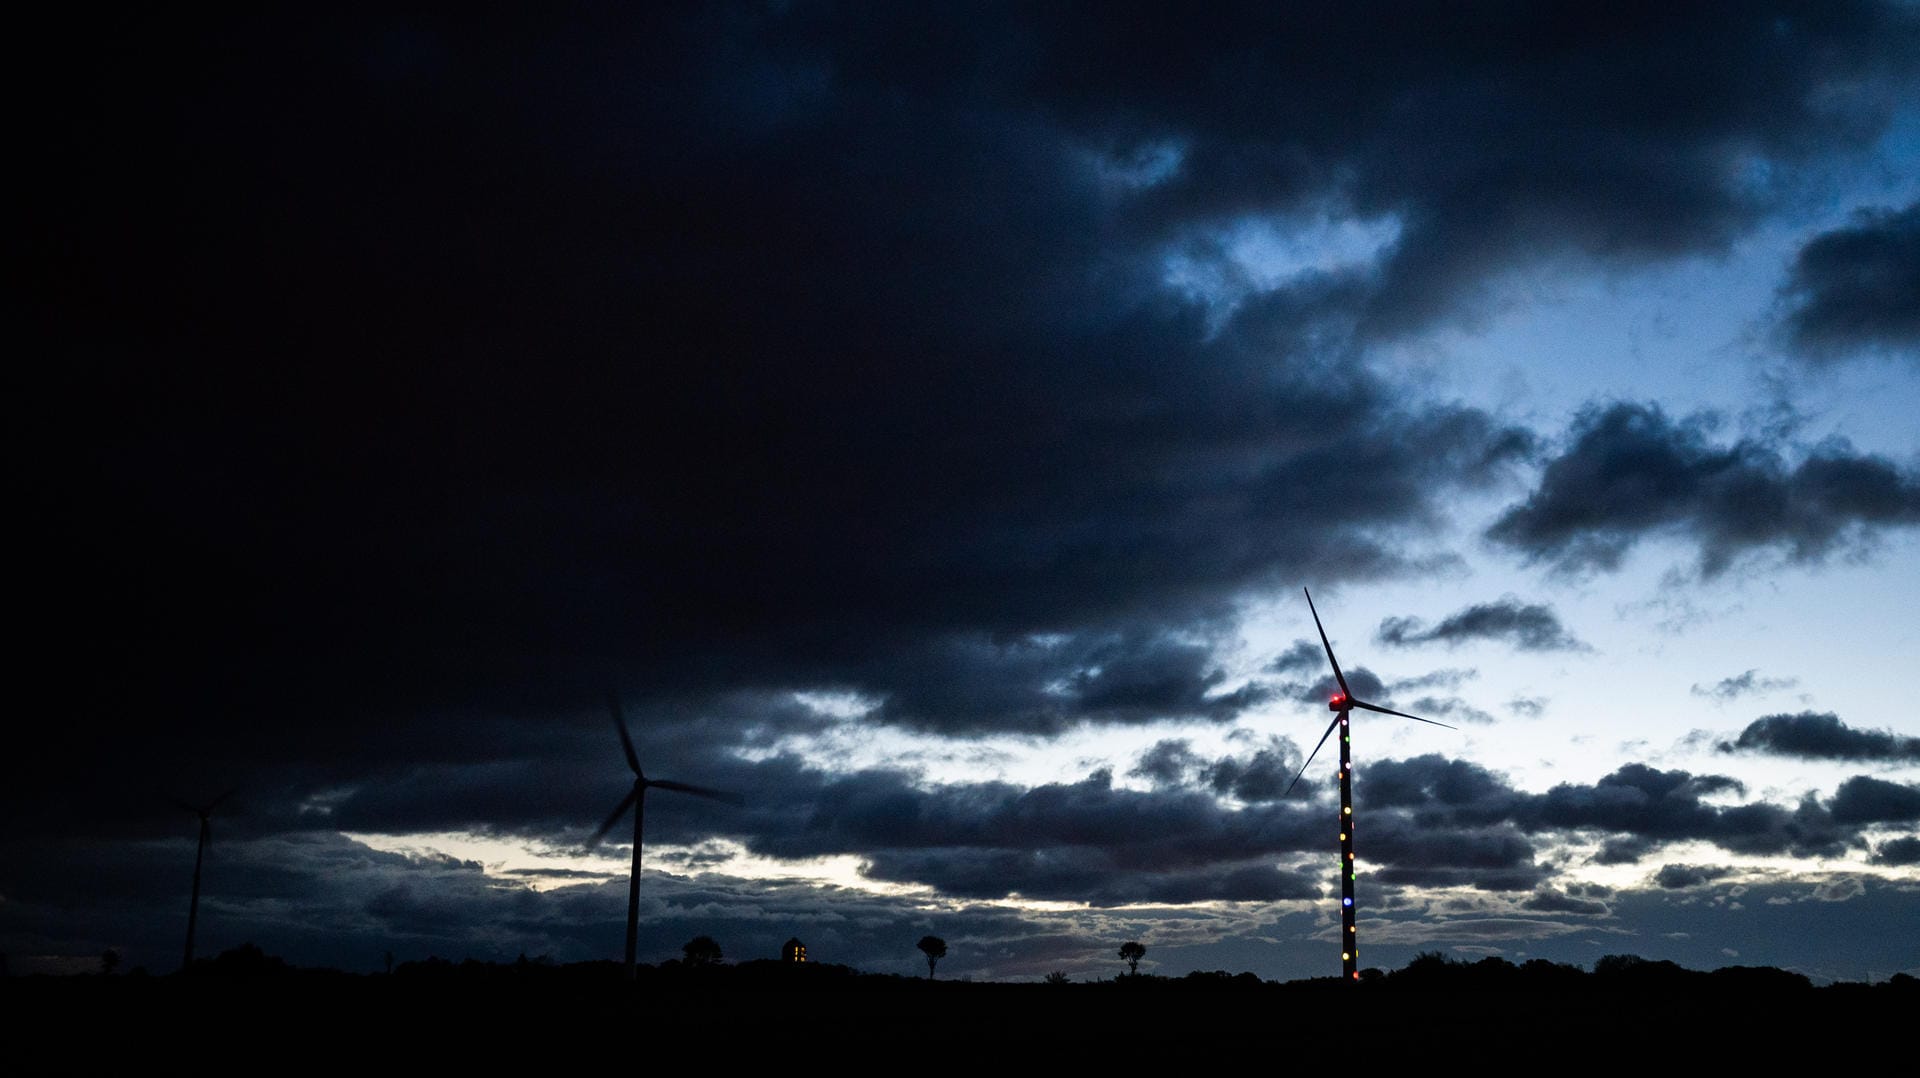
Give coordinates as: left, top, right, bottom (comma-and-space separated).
1328, 693, 1349, 711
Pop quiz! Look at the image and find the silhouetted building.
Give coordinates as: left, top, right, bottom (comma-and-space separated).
783, 938, 807, 963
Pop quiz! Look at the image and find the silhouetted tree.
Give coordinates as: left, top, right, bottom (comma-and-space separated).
99, 949, 120, 976
1119, 940, 1145, 976
683, 935, 723, 966
1045, 971, 1070, 985
917, 935, 946, 979
1397, 950, 1455, 982
206, 943, 289, 978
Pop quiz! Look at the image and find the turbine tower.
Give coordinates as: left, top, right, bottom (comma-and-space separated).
1285, 588, 1455, 981
174, 789, 235, 972
589, 695, 742, 979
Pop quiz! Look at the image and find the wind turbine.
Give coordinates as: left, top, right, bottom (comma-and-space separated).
588, 695, 743, 979
1284, 587, 1455, 982
174, 789, 235, 972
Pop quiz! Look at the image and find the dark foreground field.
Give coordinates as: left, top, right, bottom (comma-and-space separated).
8, 956, 1912, 1066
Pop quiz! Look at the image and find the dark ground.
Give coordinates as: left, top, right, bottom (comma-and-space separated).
7, 957, 1911, 1066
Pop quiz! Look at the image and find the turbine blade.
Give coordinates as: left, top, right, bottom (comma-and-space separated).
608, 694, 642, 776
1284, 716, 1344, 798
207, 788, 238, 813
1350, 698, 1456, 730
587, 786, 640, 848
1304, 587, 1351, 699
647, 779, 744, 807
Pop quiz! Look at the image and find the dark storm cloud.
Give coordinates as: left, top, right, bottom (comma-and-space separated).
1307, 666, 1388, 702
18, 7, 1574, 830
1653, 863, 1736, 889
1827, 776, 1920, 824
1593, 835, 1659, 865
1488, 403, 1920, 577
1266, 640, 1325, 677
1403, 696, 1497, 726
860, 849, 1319, 907
1692, 669, 1799, 702
1529, 764, 1743, 838
1719, 712, 1920, 761
1129, 739, 1204, 788
1361, 819, 1541, 879
865, 627, 1272, 736
1776, 200, 1920, 363
1521, 887, 1610, 915
1361, 755, 1527, 821
1200, 737, 1304, 803
727, 756, 1566, 897
1369, 864, 1546, 893
1020, 2, 1920, 335
1357, 757, 1862, 860
1131, 736, 1323, 801
1376, 598, 1587, 652
736, 765, 1329, 875
1871, 836, 1920, 865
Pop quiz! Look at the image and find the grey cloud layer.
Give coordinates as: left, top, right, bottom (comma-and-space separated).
1377, 597, 1587, 652
1720, 712, 1920, 761
1692, 670, 1799, 702
1489, 403, 1920, 576
9, 736, 1912, 976
1777, 200, 1920, 363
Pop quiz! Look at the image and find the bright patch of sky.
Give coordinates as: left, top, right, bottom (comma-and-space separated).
1164, 210, 1403, 329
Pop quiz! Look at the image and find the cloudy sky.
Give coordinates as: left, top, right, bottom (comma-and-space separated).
11, 4, 1919, 982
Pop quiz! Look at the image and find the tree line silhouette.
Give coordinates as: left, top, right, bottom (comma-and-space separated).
16, 938, 1911, 1070
46, 937, 1915, 998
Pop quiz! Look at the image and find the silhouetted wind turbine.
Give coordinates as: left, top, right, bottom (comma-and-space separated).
174, 789, 235, 971
588, 695, 743, 979
1284, 588, 1456, 982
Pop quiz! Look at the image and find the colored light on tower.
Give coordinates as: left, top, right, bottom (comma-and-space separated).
1343, 897, 1352, 906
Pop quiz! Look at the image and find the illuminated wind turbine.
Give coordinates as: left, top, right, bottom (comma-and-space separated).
1284, 588, 1455, 981
588, 695, 742, 979
174, 789, 235, 971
